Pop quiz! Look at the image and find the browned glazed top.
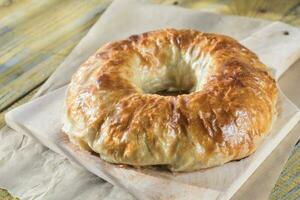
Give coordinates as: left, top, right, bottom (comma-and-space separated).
63, 29, 277, 171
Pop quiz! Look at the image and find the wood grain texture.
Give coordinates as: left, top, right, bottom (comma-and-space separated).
0, 0, 110, 111
0, 0, 299, 199
271, 143, 300, 200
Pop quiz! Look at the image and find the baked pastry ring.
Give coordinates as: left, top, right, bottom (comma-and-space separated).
63, 29, 277, 172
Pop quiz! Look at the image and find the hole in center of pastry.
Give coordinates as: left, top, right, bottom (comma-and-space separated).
135, 64, 197, 96
155, 89, 191, 96
130, 45, 212, 96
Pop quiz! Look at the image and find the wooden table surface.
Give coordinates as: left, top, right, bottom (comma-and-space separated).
0, 0, 299, 199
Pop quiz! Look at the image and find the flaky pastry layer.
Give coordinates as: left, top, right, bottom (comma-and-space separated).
63, 29, 277, 172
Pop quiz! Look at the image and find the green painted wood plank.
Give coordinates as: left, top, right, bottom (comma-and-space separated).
0, 0, 109, 110
270, 142, 300, 200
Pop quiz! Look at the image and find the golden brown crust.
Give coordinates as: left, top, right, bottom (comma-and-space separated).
62, 29, 277, 171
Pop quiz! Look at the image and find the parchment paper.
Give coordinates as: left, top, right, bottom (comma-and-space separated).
2, 0, 300, 199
